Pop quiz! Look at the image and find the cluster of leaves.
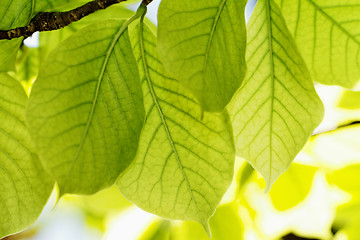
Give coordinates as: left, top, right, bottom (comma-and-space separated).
0, 0, 359, 238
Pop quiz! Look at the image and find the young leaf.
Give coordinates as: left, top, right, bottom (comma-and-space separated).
0, 74, 54, 239
26, 19, 144, 195
229, 0, 324, 190
117, 21, 235, 235
276, 0, 360, 88
157, 0, 247, 112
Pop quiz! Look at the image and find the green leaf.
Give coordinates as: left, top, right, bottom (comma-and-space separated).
26, 19, 144, 195
0, 0, 33, 72
39, 5, 134, 61
268, 163, 316, 210
229, 0, 324, 189
157, 0, 247, 111
276, 0, 360, 88
236, 162, 254, 194
12, 45, 40, 84
35, 0, 92, 12
0, 0, 120, 72
117, 21, 235, 235
0, 73, 53, 238
0, 0, 33, 29
0, 40, 22, 72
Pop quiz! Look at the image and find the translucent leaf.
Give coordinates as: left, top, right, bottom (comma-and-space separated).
0, 74, 53, 238
0, 0, 91, 72
276, 0, 360, 88
35, 0, 92, 12
117, 21, 235, 235
27, 19, 144, 195
236, 162, 254, 194
0, 0, 32, 72
39, 6, 134, 61
157, 0, 247, 111
229, 0, 324, 189
12, 45, 40, 85
0, 40, 22, 72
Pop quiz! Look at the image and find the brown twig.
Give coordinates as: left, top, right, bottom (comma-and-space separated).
0, 0, 127, 40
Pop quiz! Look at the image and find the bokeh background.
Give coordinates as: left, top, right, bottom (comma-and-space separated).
3, 0, 360, 239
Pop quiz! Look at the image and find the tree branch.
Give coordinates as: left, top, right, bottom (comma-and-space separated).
0, 0, 127, 40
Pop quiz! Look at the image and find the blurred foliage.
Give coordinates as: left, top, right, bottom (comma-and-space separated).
61, 185, 133, 231
268, 164, 317, 211
338, 90, 360, 110
4, 1, 360, 239
327, 164, 360, 239
139, 202, 243, 240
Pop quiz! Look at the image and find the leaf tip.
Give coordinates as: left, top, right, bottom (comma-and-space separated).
202, 221, 212, 238
264, 181, 274, 193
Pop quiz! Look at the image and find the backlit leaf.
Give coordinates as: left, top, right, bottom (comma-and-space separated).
276, 0, 360, 87
229, 0, 324, 189
27, 19, 144, 194
0, 0, 92, 72
0, 74, 53, 238
117, 21, 235, 235
0, 0, 31, 72
39, 5, 134, 61
157, 0, 247, 111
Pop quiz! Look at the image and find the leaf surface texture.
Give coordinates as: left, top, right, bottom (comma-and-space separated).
229, 0, 324, 188
157, 0, 247, 111
0, 0, 91, 72
117, 22, 235, 234
0, 74, 53, 238
27, 19, 144, 194
276, 0, 360, 87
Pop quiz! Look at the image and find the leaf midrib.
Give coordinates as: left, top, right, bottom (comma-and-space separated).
266, 0, 275, 186
139, 20, 207, 228
63, 21, 130, 187
202, 0, 227, 83
30, 0, 35, 18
